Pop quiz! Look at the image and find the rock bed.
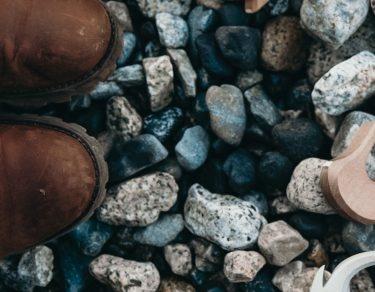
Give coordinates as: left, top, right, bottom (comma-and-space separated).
0, 0, 374, 291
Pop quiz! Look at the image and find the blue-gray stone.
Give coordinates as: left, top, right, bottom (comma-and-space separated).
242, 191, 269, 216
117, 32, 137, 67
89, 81, 123, 100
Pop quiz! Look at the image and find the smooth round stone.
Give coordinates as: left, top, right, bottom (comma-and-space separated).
223, 149, 256, 194
215, 26, 261, 70
287, 212, 327, 239
342, 222, 375, 254
261, 16, 309, 72
258, 152, 293, 189
175, 126, 210, 171
156, 13, 188, 48
272, 118, 324, 163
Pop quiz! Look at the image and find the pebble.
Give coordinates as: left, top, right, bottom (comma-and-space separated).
0, 258, 29, 291
184, 184, 263, 251
89, 81, 123, 100
167, 49, 197, 98
159, 278, 196, 292
107, 134, 168, 182
196, 33, 234, 78
272, 118, 324, 162
164, 244, 193, 276
156, 13, 189, 48
17, 246, 54, 288
223, 149, 256, 194
236, 70, 263, 91
258, 152, 293, 189
223, 251, 266, 283
314, 107, 339, 140
258, 221, 309, 266
244, 85, 282, 131
196, 0, 223, 9
312, 51, 375, 116
90, 255, 160, 292
261, 16, 308, 72
218, 4, 249, 26
133, 214, 185, 247
108, 65, 145, 87
136, 0, 191, 18
175, 126, 210, 171
242, 191, 269, 216
143, 56, 174, 112
106, 96, 143, 140
342, 222, 375, 254
267, 0, 289, 15
106, 1, 133, 32
351, 270, 375, 292
117, 32, 137, 67
70, 219, 113, 256
270, 196, 298, 215
307, 17, 375, 84
206, 84, 246, 145
215, 26, 261, 70
190, 238, 223, 272
143, 107, 184, 143
98, 172, 178, 226
188, 6, 218, 63
301, 0, 369, 49
287, 158, 335, 214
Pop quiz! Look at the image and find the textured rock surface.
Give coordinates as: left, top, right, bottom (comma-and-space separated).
90, 255, 160, 292
143, 56, 174, 112
98, 172, 178, 226
223, 251, 266, 283
106, 1, 133, 32
236, 70, 263, 91
301, 0, 369, 49
164, 244, 193, 276
159, 278, 196, 292
258, 221, 309, 266
206, 85, 246, 145
342, 222, 375, 254
136, 0, 191, 18
287, 158, 335, 214
261, 16, 308, 72
133, 214, 185, 247
175, 126, 210, 171
312, 51, 375, 116
184, 184, 263, 250
106, 96, 142, 140
108, 65, 145, 87
156, 13, 189, 48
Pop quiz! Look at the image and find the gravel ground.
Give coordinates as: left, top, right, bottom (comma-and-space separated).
0, 0, 374, 291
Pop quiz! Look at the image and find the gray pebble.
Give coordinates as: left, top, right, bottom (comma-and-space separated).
312, 51, 375, 116
97, 172, 178, 226
164, 244, 193, 276
90, 255, 160, 292
267, 0, 289, 16
106, 96, 142, 140
286, 158, 335, 214
89, 81, 123, 100
342, 222, 375, 254
156, 13, 189, 48
175, 126, 209, 171
258, 221, 309, 266
133, 214, 185, 247
167, 49, 197, 97
143, 56, 174, 112
301, 0, 369, 49
117, 32, 137, 67
106, 1, 133, 32
206, 84, 246, 145
108, 65, 145, 87
184, 184, 264, 251
136, 0, 192, 18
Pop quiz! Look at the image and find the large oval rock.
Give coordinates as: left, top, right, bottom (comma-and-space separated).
184, 184, 264, 251
97, 172, 178, 226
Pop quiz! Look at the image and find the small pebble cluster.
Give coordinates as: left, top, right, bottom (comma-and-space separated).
0, 0, 374, 291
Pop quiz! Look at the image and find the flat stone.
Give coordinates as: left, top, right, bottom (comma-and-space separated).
301, 0, 369, 49
258, 221, 309, 266
261, 16, 308, 72
97, 172, 178, 226
164, 244, 193, 276
156, 13, 188, 48
106, 1, 133, 32
287, 158, 335, 214
106, 96, 142, 140
167, 49, 197, 98
136, 0, 192, 18
236, 70, 263, 91
223, 251, 266, 283
90, 255, 160, 292
206, 84, 246, 145
143, 56, 174, 112
89, 81, 123, 100
175, 126, 210, 171
312, 51, 375, 116
108, 65, 145, 87
184, 184, 264, 251
133, 214, 185, 247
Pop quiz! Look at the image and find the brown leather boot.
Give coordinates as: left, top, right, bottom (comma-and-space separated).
0, 0, 123, 107
0, 115, 108, 258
